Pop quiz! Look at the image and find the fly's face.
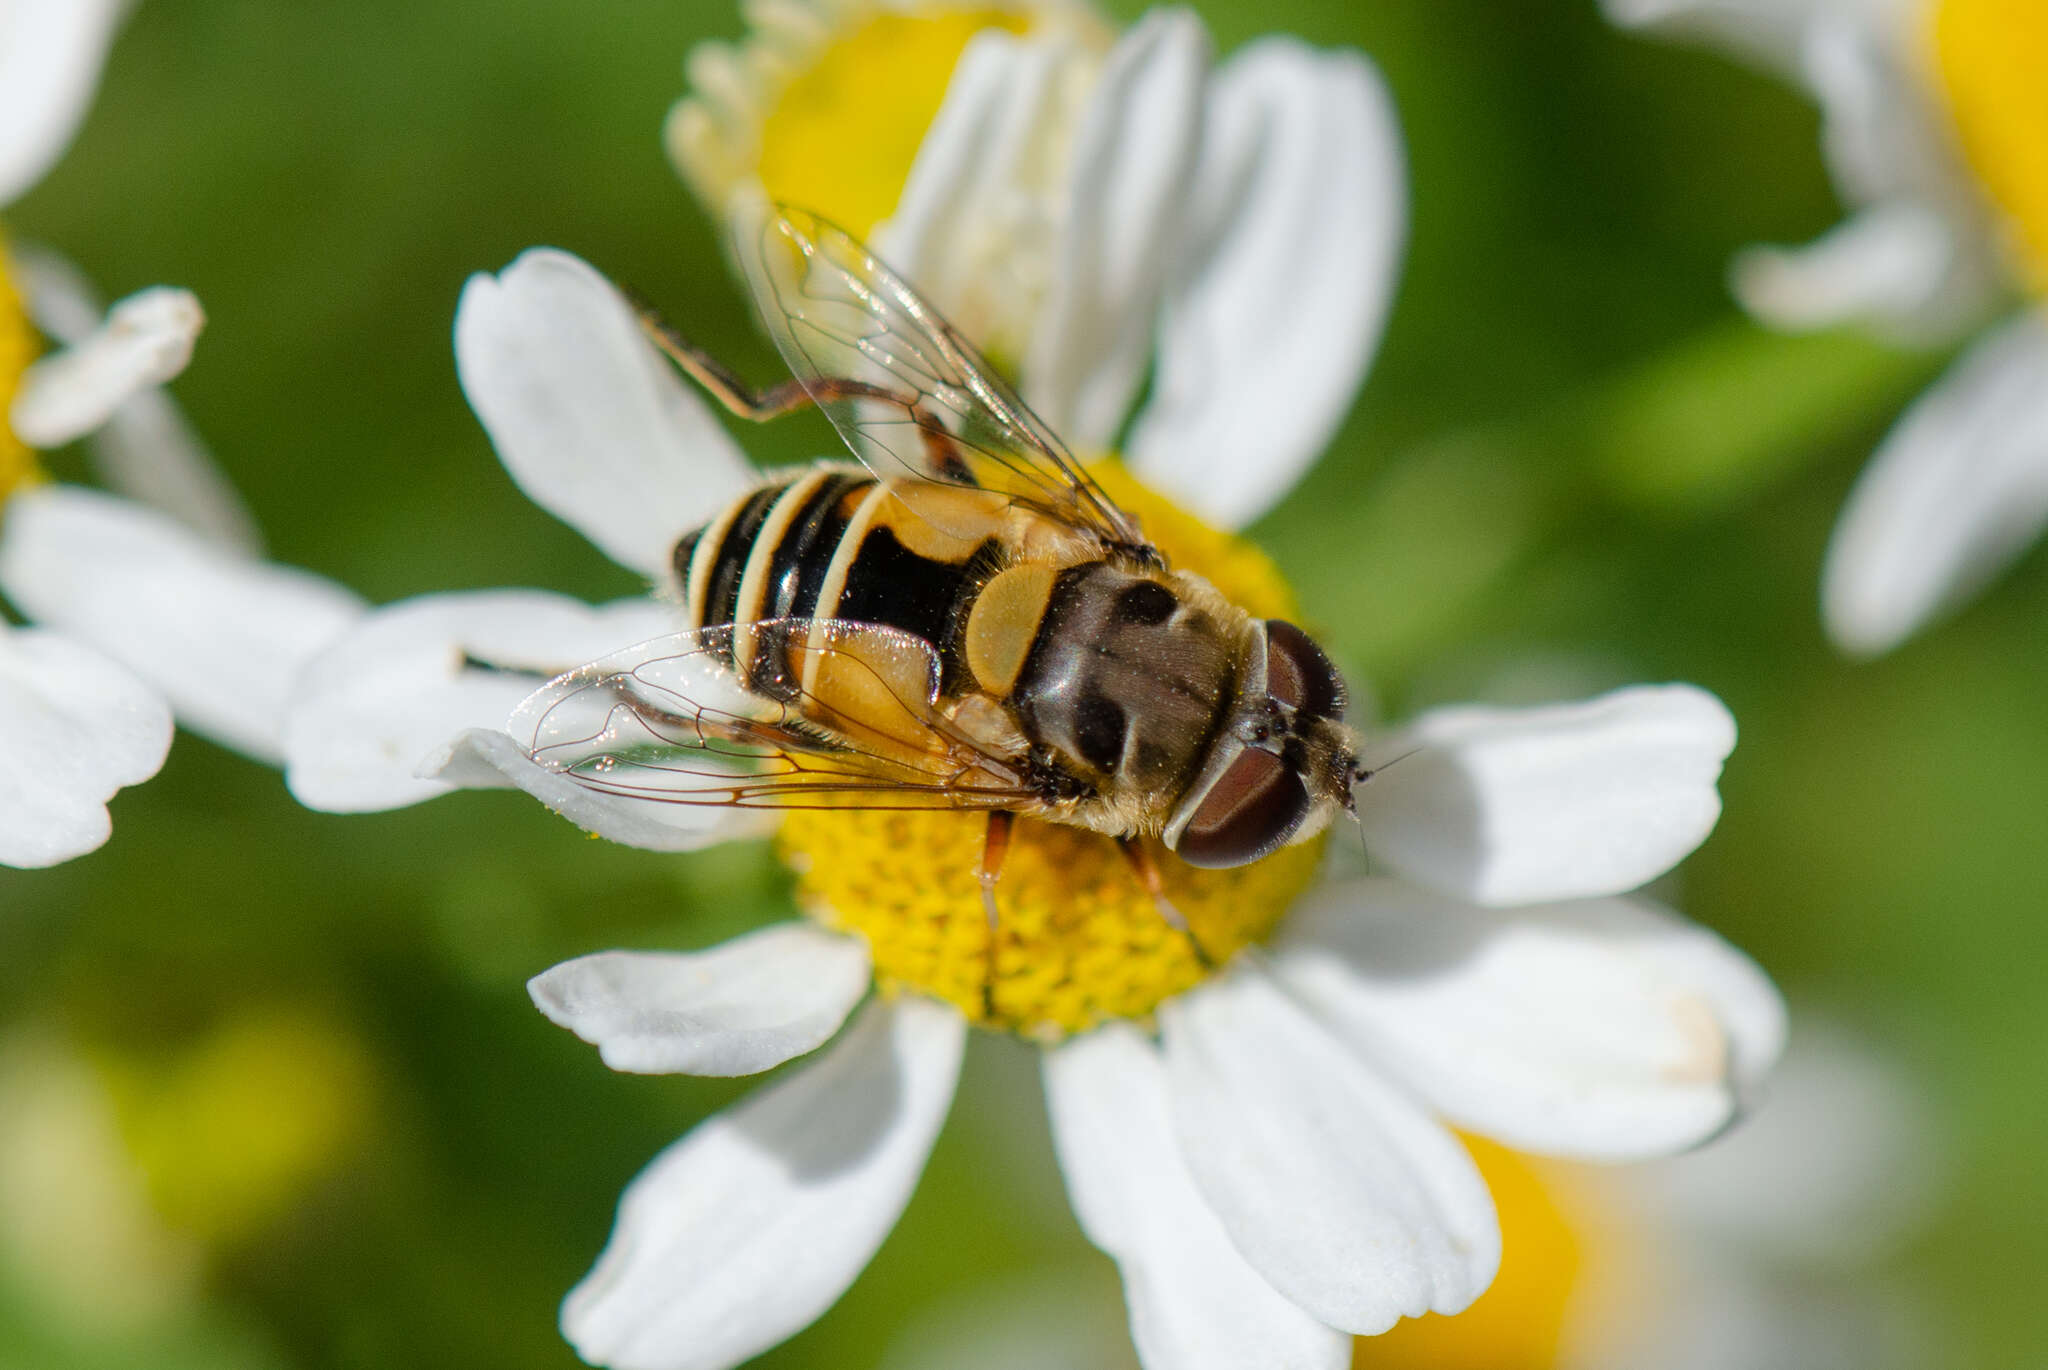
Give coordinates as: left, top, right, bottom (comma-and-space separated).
1163, 618, 1356, 869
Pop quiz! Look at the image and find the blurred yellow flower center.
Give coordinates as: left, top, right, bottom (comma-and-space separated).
1360, 1137, 1585, 1370
778, 462, 1322, 1039
758, 8, 1028, 239
1933, 0, 2048, 288
0, 242, 41, 504
99, 1007, 376, 1247
673, 4, 1047, 236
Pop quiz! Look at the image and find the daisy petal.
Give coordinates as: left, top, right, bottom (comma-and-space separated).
1640, 1020, 1932, 1265
0, 0, 124, 206
1127, 40, 1404, 529
1731, 203, 1968, 336
11, 246, 262, 551
282, 590, 675, 812
1160, 965, 1499, 1335
0, 485, 365, 763
529, 926, 872, 1077
1045, 1023, 1350, 1370
1821, 313, 2048, 655
10, 288, 204, 449
0, 626, 170, 868
454, 248, 757, 580
563, 995, 965, 1370
1023, 9, 1208, 449
422, 728, 772, 852
1360, 684, 1736, 905
876, 30, 1082, 363
1598, 0, 1839, 79
1272, 878, 1787, 1161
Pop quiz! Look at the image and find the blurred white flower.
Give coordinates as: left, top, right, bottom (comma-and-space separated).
1606, 0, 2048, 656
277, 240, 1781, 1370
0, 5, 366, 869
873, 1021, 1935, 1370
674, 1, 1407, 528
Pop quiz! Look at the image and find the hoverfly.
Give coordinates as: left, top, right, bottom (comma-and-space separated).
513, 205, 1366, 969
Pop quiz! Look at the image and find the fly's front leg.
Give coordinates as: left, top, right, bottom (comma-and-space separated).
978, 811, 1017, 1021
630, 295, 975, 482
1117, 836, 1213, 969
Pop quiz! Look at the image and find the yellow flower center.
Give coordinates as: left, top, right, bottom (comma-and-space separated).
777, 462, 1322, 1039
1360, 1138, 1586, 1370
0, 239, 41, 504
1932, 0, 2048, 289
759, 8, 1029, 239
673, 4, 1046, 238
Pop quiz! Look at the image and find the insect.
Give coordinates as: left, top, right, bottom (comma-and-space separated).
514, 205, 1367, 977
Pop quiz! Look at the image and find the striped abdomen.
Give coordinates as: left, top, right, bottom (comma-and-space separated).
673, 463, 1005, 676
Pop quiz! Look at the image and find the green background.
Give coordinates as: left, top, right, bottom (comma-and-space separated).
3, 0, 2040, 1366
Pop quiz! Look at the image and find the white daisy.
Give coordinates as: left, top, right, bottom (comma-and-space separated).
0, 1, 367, 868
278, 237, 1781, 1368
874, 1020, 1934, 1370
672, 0, 1406, 529
1605, 0, 2048, 655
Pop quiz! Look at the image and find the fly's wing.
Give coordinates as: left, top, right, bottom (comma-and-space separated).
732, 201, 1153, 555
510, 619, 1041, 811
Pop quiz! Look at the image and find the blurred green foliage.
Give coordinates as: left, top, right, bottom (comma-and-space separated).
2, 1, 2043, 1367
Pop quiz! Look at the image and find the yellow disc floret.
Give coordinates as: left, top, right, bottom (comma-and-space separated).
757, 9, 1028, 239
780, 461, 1322, 1039
1933, 0, 2048, 290
0, 239, 41, 504
673, 3, 1041, 236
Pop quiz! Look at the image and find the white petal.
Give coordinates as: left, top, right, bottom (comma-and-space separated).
1821, 313, 2048, 655
0, 625, 170, 868
454, 248, 757, 580
875, 30, 1091, 365
1044, 1024, 1349, 1370
1160, 965, 1499, 1335
1801, 15, 1961, 211
11, 245, 261, 552
529, 926, 872, 1077
1022, 10, 1208, 449
0, 485, 365, 762
1359, 684, 1736, 905
1730, 203, 1969, 336
10, 288, 204, 449
282, 589, 676, 812
563, 995, 965, 1370
1127, 40, 1404, 528
422, 728, 772, 852
0, 0, 124, 206
1597, 0, 1907, 82
1272, 879, 1786, 1161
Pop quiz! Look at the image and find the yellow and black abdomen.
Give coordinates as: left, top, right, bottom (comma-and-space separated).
673, 462, 1007, 682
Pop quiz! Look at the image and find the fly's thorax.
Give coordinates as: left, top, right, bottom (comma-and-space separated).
1000, 562, 1252, 828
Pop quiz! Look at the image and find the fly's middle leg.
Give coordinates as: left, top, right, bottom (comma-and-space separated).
977, 811, 1016, 1021
1117, 836, 1213, 969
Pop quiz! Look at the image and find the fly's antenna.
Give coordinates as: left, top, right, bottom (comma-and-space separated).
1344, 744, 1430, 879
1352, 744, 1427, 786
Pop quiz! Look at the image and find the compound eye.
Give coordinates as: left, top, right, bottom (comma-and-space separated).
1264, 619, 1346, 720
1174, 746, 1312, 869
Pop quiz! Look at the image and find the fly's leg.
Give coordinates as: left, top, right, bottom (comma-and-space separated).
978, 811, 1017, 1022
1117, 836, 1213, 969
629, 296, 974, 483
